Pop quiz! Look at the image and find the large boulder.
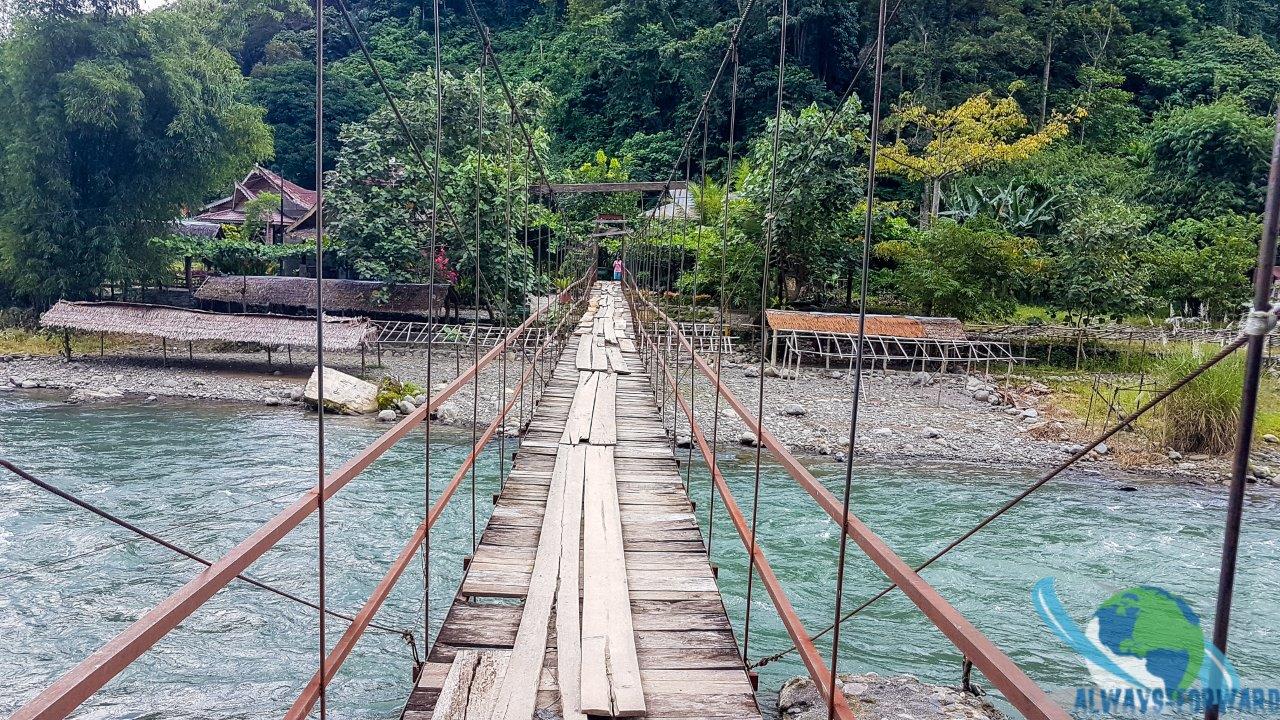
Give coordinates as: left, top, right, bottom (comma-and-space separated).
303, 366, 379, 415
779, 673, 1007, 720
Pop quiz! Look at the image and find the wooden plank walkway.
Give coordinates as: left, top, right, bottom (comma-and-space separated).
403, 281, 760, 720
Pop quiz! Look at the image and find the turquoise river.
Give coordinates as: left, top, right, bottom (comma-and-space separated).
1, 392, 1278, 718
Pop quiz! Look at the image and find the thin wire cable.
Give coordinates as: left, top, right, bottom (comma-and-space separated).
706, 38, 743, 562
470, 54, 486, 552
743, 0, 787, 663
748, 329, 1260, 670
313, 0, 328, 712
684, 116, 710, 492
0, 461, 413, 638
828, 0, 887, 715
421, 0, 444, 653
498, 107, 514, 490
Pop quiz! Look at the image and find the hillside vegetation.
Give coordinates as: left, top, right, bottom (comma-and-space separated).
1, 0, 1277, 324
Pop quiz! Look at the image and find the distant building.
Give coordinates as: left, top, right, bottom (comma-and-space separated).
177, 165, 317, 244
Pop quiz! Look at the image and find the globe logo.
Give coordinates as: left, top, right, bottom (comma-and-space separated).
1033, 578, 1240, 696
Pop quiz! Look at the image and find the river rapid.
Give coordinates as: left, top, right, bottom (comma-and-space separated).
1, 392, 1277, 718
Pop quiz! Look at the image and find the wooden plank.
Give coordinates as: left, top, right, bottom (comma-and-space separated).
561, 372, 599, 445
581, 445, 645, 717
491, 445, 572, 720
575, 334, 593, 370
606, 346, 631, 374
557, 444, 587, 720
589, 372, 618, 446
592, 336, 609, 371
431, 649, 511, 720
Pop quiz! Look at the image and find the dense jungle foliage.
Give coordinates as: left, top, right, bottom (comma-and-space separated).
1, 0, 1278, 322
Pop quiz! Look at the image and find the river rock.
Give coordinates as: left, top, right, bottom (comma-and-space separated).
1095, 442, 1110, 455
763, 365, 781, 378
744, 366, 761, 378
264, 396, 281, 406
738, 430, 759, 446
377, 409, 397, 422
415, 393, 430, 406
303, 366, 380, 415
833, 451, 847, 463
922, 426, 943, 439
784, 403, 807, 416
20, 379, 38, 389
288, 387, 304, 401
871, 427, 893, 436
910, 371, 932, 386
973, 390, 989, 402
1265, 434, 1279, 444
1021, 408, 1039, 420
778, 672, 1007, 720
675, 434, 692, 448
1168, 450, 1183, 461
398, 399, 418, 415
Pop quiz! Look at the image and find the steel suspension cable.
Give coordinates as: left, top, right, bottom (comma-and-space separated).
422, 0, 444, 653
470, 54, 486, 552
312, 0, 328, 712
684, 117, 710, 491
0, 461, 415, 640
828, 0, 888, 715
743, 0, 787, 663
498, 107, 515, 491
706, 38, 743, 562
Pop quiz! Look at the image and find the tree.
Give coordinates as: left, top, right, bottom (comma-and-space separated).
879, 90, 1078, 227
1146, 97, 1273, 220
742, 100, 867, 303
0, 7, 272, 307
874, 218, 1040, 320
1043, 196, 1152, 320
1146, 214, 1257, 319
328, 68, 548, 311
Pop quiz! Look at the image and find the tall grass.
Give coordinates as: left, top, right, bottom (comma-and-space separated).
1159, 347, 1244, 454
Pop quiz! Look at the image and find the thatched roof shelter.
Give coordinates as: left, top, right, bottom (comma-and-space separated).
41, 301, 373, 350
765, 310, 968, 340
194, 276, 449, 317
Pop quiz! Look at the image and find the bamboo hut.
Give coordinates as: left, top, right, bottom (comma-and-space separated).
40, 301, 374, 351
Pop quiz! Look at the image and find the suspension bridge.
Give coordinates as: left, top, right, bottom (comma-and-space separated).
5, 0, 1279, 711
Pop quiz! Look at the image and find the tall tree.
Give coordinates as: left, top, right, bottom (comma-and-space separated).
879, 90, 1077, 227
0, 7, 272, 306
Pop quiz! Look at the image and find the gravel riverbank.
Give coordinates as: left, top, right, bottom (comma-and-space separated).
4, 345, 1278, 484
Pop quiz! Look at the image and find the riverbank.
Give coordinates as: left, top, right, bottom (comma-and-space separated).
4, 346, 1278, 485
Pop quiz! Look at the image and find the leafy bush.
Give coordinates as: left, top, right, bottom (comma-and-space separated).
376, 376, 426, 411
874, 218, 1040, 320
1159, 348, 1243, 454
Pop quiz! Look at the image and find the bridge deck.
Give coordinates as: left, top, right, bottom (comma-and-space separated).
403, 282, 760, 720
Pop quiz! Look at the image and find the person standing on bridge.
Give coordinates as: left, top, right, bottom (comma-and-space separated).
613, 257, 623, 281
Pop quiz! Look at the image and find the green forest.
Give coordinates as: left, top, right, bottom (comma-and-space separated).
1, 0, 1278, 323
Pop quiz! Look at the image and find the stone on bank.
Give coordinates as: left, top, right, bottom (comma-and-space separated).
302, 366, 379, 415
779, 673, 1006, 720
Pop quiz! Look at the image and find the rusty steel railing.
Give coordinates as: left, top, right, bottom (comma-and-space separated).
283, 284, 589, 719
13, 269, 593, 720
623, 280, 1069, 720
628, 300, 857, 720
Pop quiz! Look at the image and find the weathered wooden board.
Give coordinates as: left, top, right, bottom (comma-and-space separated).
401, 282, 760, 720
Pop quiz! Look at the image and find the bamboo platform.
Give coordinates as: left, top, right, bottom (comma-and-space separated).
403, 282, 760, 720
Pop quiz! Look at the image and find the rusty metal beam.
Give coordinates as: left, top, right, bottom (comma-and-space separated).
283, 292, 584, 719
12, 271, 591, 720
627, 284, 1068, 720
633, 315, 856, 720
